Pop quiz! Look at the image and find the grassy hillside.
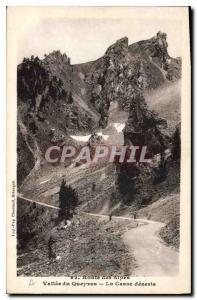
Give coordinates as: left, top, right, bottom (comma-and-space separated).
137, 193, 180, 249
159, 214, 180, 249
137, 194, 179, 224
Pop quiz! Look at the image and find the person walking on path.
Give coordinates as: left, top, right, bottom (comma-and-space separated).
133, 212, 137, 220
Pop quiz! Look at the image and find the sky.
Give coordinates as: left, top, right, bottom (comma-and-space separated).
17, 17, 182, 64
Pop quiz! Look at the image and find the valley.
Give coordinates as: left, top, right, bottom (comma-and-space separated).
17, 31, 181, 277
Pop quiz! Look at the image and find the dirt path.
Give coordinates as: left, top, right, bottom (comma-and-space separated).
86, 212, 179, 276
123, 219, 179, 276
17, 194, 60, 210
17, 195, 179, 276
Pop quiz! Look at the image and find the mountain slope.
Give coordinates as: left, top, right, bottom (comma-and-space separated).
17, 31, 182, 275
17, 31, 181, 212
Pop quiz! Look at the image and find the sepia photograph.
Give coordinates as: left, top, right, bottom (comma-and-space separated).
6, 6, 191, 294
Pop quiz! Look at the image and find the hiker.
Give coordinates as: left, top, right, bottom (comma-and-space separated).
147, 213, 152, 220
133, 212, 137, 220
109, 213, 112, 221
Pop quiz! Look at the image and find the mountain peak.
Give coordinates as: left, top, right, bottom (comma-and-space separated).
44, 50, 71, 64
105, 37, 128, 56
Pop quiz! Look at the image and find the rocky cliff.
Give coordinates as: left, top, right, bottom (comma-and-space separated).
17, 31, 182, 268
17, 31, 181, 186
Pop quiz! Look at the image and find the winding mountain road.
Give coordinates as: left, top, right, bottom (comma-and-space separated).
17, 194, 179, 276
86, 212, 179, 276
123, 219, 179, 276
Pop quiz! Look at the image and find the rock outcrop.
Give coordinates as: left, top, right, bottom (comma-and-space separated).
17, 31, 181, 184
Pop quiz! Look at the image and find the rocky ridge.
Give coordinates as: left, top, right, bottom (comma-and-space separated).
17, 31, 181, 206
17, 32, 181, 275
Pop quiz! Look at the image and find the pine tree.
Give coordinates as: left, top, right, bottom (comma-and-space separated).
59, 179, 78, 221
